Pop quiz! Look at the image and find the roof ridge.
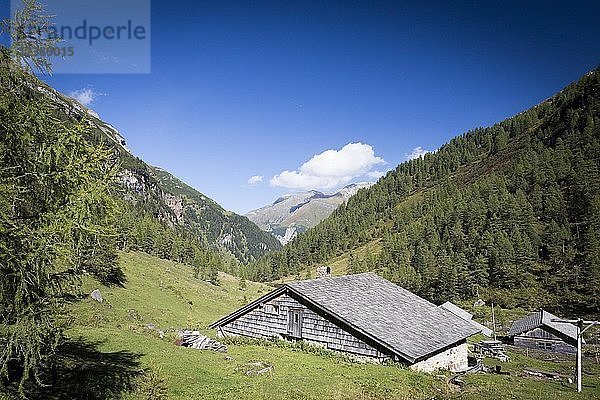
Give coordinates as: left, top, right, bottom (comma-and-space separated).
508, 309, 579, 345
286, 271, 379, 286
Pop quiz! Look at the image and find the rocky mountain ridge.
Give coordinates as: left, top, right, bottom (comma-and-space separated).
246, 183, 372, 244
36, 82, 281, 263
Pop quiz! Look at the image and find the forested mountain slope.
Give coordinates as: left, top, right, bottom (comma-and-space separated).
150, 166, 281, 262
250, 68, 600, 317
28, 70, 281, 265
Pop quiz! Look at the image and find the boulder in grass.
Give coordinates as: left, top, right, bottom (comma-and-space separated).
91, 289, 103, 303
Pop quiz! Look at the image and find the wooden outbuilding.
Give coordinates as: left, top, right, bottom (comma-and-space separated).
508, 309, 579, 354
209, 273, 479, 372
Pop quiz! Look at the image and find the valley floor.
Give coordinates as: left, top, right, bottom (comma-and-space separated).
4, 252, 598, 399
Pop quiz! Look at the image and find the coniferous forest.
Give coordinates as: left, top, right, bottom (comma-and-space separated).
248, 69, 600, 317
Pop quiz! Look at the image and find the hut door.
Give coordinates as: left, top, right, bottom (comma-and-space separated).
288, 309, 303, 338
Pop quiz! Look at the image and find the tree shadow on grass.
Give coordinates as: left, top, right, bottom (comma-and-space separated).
3, 338, 144, 400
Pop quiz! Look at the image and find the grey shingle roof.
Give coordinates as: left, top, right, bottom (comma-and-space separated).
285, 273, 479, 362
508, 310, 579, 346
439, 301, 493, 337
440, 301, 473, 321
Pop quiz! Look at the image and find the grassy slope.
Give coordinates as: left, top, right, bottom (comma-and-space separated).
324, 240, 384, 276
70, 252, 439, 399
271, 240, 384, 285
66, 252, 599, 399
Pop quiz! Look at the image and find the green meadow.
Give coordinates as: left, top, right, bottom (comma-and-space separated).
12, 251, 596, 400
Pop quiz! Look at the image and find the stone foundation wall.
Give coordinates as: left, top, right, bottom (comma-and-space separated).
411, 342, 468, 372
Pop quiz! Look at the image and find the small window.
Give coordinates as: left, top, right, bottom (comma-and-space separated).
263, 304, 279, 315
536, 341, 554, 351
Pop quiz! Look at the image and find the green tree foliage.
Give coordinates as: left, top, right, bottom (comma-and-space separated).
0, 47, 119, 391
0, 0, 60, 75
250, 68, 600, 317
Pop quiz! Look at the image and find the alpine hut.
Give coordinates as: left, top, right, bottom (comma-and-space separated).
209, 273, 479, 372
508, 309, 580, 354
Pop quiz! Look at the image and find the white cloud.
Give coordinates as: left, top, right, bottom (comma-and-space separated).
366, 170, 387, 179
270, 142, 385, 190
68, 87, 103, 106
247, 175, 263, 185
406, 146, 430, 161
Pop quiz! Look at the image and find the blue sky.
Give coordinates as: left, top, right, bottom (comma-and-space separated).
3, 1, 600, 213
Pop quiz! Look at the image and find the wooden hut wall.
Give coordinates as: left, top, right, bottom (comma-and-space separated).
514, 327, 576, 354
221, 293, 388, 359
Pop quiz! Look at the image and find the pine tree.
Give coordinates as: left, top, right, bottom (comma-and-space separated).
0, 47, 118, 390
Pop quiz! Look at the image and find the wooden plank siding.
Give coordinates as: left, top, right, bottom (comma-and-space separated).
514, 327, 577, 354
221, 293, 389, 359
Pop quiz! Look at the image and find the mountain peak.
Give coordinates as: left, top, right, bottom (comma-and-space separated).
246, 183, 373, 244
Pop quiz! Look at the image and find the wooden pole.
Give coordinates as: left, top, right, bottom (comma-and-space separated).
551, 318, 600, 393
491, 303, 497, 341
577, 319, 583, 393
